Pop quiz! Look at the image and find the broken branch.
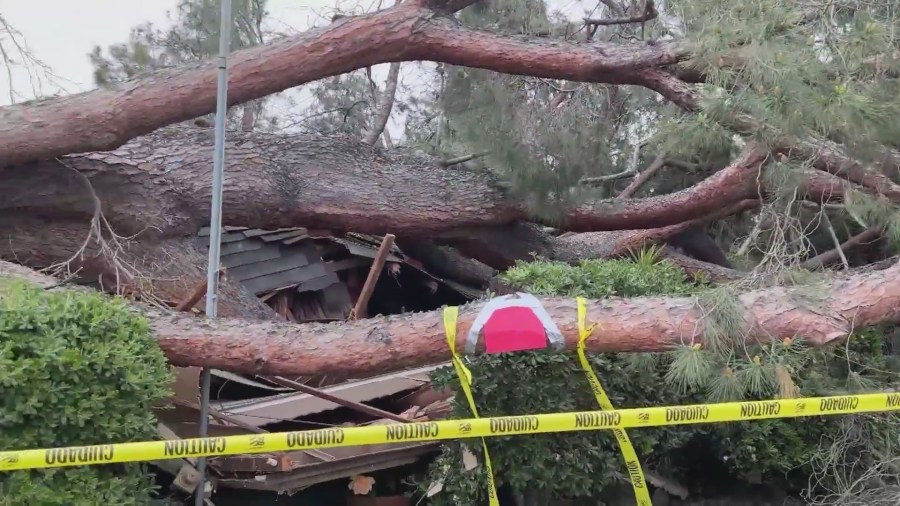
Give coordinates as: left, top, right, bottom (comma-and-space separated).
440, 151, 490, 167
618, 154, 666, 198
584, 1, 658, 26
803, 228, 881, 270
267, 376, 411, 423
175, 268, 225, 312
350, 234, 396, 319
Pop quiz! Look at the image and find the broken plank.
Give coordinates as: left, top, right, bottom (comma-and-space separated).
240, 263, 329, 295
226, 250, 312, 281
221, 244, 283, 269
220, 239, 265, 255
242, 227, 304, 238
259, 230, 310, 242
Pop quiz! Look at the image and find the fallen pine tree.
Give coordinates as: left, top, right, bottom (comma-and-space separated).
1, 0, 897, 325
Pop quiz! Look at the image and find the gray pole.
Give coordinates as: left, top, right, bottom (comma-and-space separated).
195, 0, 232, 504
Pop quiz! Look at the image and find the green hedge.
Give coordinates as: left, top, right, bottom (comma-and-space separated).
0, 279, 172, 505
414, 258, 900, 504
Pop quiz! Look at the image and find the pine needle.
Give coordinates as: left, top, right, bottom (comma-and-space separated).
775, 363, 800, 399
665, 345, 713, 395
624, 352, 661, 375
846, 371, 879, 393
697, 287, 746, 354
735, 356, 776, 397
707, 365, 746, 402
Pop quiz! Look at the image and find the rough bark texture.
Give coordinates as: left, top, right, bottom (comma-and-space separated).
803, 228, 882, 270
0, 127, 776, 245
619, 154, 665, 198
440, 199, 756, 274
5, 250, 897, 378
394, 238, 497, 287
362, 61, 402, 146
0, 218, 273, 319
0, 3, 686, 165
627, 70, 900, 203
149, 259, 900, 376
0, 123, 864, 302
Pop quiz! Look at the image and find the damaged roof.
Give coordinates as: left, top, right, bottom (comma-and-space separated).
156, 363, 453, 495
152, 226, 475, 496
197, 226, 482, 303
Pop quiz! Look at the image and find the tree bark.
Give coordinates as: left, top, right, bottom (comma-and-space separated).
0, 0, 892, 216
627, 70, 900, 202
439, 199, 756, 269
146, 258, 900, 376
0, 3, 686, 165
362, 61, 402, 145
1, 125, 853, 293
803, 228, 882, 270
6, 258, 894, 378
0, 128, 776, 243
618, 154, 665, 198
0, 217, 274, 320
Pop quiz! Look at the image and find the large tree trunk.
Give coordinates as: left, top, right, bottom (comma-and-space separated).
0, 0, 896, 396
8, 3, 886, 196
0, 128, 825, 242
0, 126, 856, 296
4, 259, 897, 378
0, 0, 893, 218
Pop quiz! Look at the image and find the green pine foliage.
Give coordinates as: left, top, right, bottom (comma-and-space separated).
89, 0, 268, 86
300, 72, 377, 136
0, 279, 172, 505
413, 257, 900, 504
88, 0, 276, 131
421, 0, 900, 265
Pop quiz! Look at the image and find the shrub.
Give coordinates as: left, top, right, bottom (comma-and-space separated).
0, 279, 172, 505
413, 258, 900, 505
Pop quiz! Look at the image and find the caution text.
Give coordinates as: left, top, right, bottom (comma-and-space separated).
45, 445, 114, 466
286, 429, 345, 448
739, 401, 781, 418
665, 406, 709, 423
886, 393, 900, 408
574, 412, 620, 429
819, 396, 859, 412
489, 416, 539, 434
385, 422, 440, 442
164, 437, 227, 457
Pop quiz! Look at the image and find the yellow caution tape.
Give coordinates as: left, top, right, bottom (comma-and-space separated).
443, 306, 500, 506
576, 297, 652, 506
2, 393, 900, 472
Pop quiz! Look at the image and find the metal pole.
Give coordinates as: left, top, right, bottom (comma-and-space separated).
195, 0, 232, 504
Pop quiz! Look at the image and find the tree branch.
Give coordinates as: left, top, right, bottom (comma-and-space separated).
803, 228, 882, 270
362, 60, 401, 145
625, 69, 900, 203
584, 1, 657, 26
440, 151, 490, 167
0, 3, 688, 165
618, 153, 666, 198
0, 129, 777, 247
